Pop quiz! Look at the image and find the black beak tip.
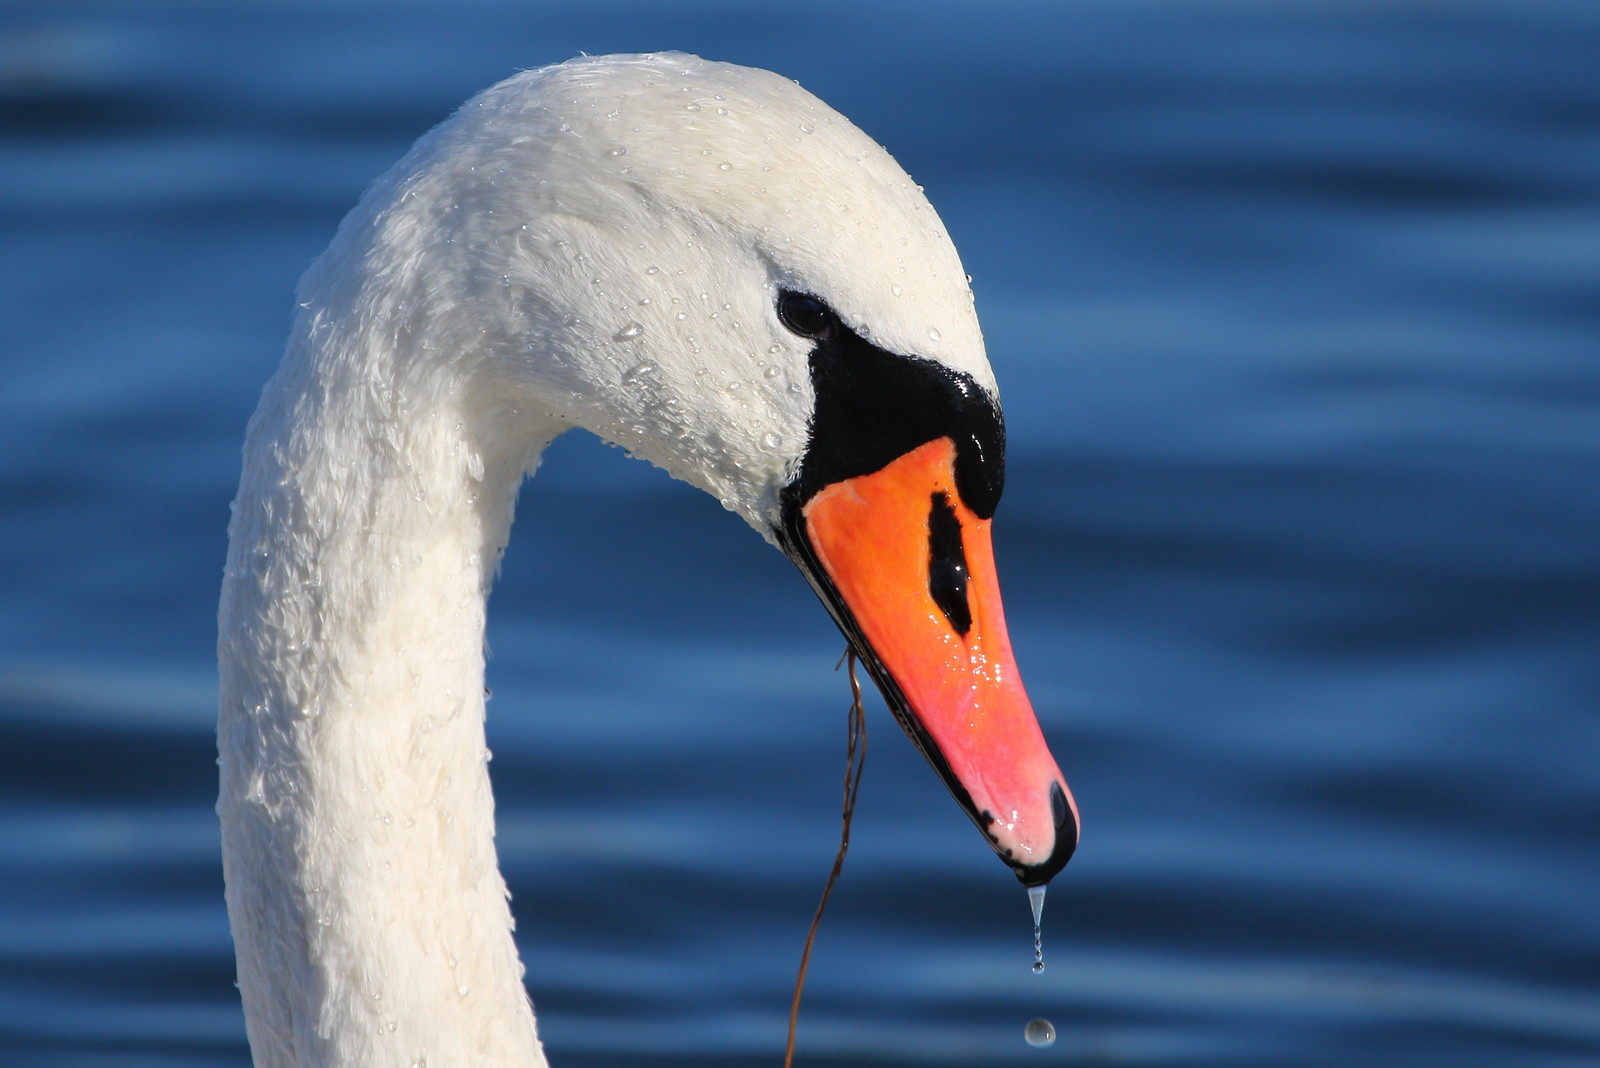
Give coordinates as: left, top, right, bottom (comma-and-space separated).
1016, 780, 1079, 888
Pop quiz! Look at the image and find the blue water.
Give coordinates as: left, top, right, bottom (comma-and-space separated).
2, 2, 1597, 1065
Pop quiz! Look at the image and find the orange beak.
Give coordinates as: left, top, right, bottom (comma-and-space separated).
782, 436, 1078, 885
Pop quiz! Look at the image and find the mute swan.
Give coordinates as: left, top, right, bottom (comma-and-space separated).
219, 52, 1078, 1068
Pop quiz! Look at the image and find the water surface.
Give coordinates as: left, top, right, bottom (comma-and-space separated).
2, 2, 1596, 1065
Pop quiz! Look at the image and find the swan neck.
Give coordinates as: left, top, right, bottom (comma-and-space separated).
219, 308, 558, 1066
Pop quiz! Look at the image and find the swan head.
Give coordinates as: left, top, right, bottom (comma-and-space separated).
319, 53, 1077, 884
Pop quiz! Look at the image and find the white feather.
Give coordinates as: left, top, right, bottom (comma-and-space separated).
219, 52, 994, 1068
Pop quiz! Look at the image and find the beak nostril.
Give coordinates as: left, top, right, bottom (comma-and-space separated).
926, 491, 972, 635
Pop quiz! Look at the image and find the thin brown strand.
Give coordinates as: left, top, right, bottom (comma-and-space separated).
784, 650, 867, 1068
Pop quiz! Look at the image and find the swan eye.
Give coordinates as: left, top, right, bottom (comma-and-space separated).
777, 291, 838, 339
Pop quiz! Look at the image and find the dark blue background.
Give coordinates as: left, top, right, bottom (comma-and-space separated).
2, 2, 1597, 1065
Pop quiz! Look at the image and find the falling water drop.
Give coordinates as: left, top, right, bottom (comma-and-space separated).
1023, 1019, 1056, 1048
1028, 884, 1046, 973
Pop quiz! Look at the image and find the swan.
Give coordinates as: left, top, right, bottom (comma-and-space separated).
219, 52, 1079, 1068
